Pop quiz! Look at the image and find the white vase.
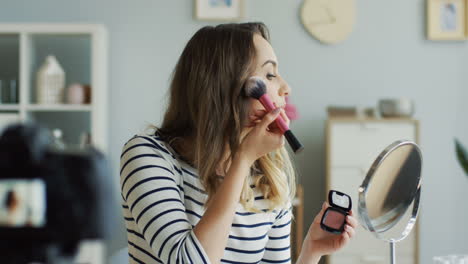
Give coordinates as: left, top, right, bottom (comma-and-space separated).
36, 55, 65, 104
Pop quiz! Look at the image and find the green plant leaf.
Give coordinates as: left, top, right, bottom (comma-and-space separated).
455, 138, 468, 176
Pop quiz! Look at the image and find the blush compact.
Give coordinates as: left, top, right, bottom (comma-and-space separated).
320, 190, 352, 234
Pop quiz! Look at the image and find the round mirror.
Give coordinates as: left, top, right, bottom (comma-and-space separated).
358, 140, 422, 264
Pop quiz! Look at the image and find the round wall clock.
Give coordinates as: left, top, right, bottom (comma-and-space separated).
300, 0, 356, 44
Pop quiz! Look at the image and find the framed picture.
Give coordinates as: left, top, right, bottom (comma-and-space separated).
194, 0, 244, 21
427, 0, 468, 40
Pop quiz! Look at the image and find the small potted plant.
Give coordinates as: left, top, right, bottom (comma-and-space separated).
455, 139, 468, 176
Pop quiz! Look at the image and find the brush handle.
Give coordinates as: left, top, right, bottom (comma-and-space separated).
258, 94, 304, 153
259, 95, 289, 133
284, 130, 304, 154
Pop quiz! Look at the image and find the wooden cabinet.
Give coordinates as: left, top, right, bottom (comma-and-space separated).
325, 118, 419, 264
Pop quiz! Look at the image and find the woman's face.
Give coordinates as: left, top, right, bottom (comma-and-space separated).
245, 34, 291, 129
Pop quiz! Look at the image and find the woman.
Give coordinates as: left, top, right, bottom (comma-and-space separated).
120, 22, 357, 264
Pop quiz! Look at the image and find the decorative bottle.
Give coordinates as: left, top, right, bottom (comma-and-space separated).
36, 55, 65, 104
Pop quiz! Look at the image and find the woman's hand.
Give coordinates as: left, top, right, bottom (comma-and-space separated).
247, 108, 290, 131
298, 202, 358, 263
240, 108, 286, 164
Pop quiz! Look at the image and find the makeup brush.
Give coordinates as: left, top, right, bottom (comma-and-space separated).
244, 76, 304, 154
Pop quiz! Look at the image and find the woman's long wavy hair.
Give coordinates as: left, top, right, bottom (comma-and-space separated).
156, 22, 296, 211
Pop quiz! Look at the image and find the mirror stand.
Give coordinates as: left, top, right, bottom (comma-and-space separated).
390, 240, 396, 264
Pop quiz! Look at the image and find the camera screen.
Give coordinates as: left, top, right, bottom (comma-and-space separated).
0, 179, 46, 228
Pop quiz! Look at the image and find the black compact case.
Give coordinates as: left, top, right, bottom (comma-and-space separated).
320, 190, 352, 234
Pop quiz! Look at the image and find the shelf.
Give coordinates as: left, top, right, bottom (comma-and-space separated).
0, 23, 107, 263
28, 34, 91, 104
28, 111, 90, 146
26, 104, 92, 112
0, 23, 108, 153
0, 104, 20, 111
0, 24, 106, 34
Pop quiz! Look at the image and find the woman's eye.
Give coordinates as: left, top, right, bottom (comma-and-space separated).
266, 73, 277, 80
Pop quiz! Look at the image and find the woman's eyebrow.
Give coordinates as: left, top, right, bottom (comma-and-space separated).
262, 60, 277, 67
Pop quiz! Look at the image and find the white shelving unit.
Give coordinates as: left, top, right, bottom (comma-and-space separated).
0, 23, 108, 264
325, 117, 420, 264
0, 23, 108, 152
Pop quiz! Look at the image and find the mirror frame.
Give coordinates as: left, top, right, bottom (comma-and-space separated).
358, 140, 422, 243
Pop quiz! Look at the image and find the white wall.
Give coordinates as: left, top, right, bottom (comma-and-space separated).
0, 0, 467, 262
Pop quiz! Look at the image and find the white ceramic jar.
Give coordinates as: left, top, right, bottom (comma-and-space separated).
36, 55, 65, 104
66, 83, 86, 104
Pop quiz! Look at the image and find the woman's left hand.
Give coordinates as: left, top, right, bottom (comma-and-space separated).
299, 201, 358, 262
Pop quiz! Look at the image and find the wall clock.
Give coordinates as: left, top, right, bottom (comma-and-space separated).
300, 0, 356, 44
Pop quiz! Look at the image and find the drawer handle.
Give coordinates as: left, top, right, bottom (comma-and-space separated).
360, 123, 381, 130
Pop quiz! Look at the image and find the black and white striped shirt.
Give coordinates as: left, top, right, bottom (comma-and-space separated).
120, 132, 292, 264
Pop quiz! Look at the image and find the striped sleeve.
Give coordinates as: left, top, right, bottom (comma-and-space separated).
120, 136, 211, 264
261, 205, 292, 264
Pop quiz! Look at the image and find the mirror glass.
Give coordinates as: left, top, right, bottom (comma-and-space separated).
358, 140, 422, 242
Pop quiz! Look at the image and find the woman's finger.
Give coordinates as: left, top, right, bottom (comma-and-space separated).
341, 228, 351, 245
249, 115, 258, 121
346, 215, 358, 229
259, 108, 282, 130
252, 109, 267, 118
323, 201, 329, 209
345, 224, 355, 238
313, 201, 329, 223
280, 109, 290, 127
246, 119, 261, 127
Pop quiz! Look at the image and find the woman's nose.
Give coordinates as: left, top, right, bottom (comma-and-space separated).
279, 78, 291, 97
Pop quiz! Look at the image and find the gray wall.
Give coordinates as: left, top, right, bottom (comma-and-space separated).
1, 0, 467, 263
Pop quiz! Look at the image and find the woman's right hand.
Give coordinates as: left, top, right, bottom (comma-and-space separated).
239, 107, 284, 164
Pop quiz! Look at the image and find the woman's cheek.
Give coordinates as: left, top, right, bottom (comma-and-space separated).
249, 99, 264, 112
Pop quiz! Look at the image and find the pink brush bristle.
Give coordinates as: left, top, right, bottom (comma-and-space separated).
285, 97, 299, 120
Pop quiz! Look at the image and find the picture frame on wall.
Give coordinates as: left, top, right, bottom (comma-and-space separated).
194, 0, 244, 21
427, 0, 468, 40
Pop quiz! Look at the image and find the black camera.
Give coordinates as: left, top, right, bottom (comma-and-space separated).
0, 123, 116, 264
